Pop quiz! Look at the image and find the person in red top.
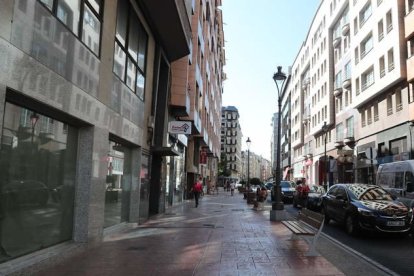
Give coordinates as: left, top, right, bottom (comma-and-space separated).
296, 179, 310, 208
192, 176, 203, 207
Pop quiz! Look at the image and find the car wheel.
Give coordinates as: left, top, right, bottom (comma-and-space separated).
322, 206, 330, 225
345, 215, 359, 236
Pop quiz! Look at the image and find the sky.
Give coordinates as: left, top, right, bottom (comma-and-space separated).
221, 0, 321, 160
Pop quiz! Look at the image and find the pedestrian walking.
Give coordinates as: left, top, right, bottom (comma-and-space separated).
192, 176, 203, 207
296, 179, 310, 208
230, 181, 235, 196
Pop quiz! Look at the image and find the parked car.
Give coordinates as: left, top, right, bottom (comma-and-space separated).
1, 180, 49, 209
293, 184, 325, 210
269, 180, 296, 203
322, 183, 412, 235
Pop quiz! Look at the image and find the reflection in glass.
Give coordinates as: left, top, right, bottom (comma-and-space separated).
0, 102, 77, 263
115, 0, 128, 46
104, 142, 129, 228
126, 58, 137, 91
128, 13, 139, 62
136, 72, 145, 100
138, 155, 150, 223
87, 0, 101, 14
82, 5, 101, 56
39, 0, 53, 10
57, 0, 81, 35
113, 42, 126, 79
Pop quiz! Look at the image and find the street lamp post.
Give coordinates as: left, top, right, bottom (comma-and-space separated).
270, 66, 287, 221
246, 137, 251, 191
322, 122, 328, 191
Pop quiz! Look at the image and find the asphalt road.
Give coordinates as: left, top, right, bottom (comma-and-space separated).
285, 204, 414, 276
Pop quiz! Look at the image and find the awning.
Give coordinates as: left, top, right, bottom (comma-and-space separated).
151, 146, 179, 156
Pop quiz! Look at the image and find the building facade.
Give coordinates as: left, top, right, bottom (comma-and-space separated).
0, 0, 225, 273
280, 0, 414, 188
220, 106, 242, 181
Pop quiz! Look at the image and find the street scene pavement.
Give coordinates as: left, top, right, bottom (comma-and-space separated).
35, 190, 395, 276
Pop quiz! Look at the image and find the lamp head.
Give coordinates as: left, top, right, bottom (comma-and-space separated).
246, 137, 251, 149
321, 121, 328, 133
273, 66, 287, 97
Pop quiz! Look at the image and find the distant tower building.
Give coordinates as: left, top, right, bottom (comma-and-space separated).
221, 106, 242, 180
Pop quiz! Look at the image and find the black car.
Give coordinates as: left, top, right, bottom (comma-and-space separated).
322, 184, 413, 235
293, 184, 325, 210
270, 180, 296, 203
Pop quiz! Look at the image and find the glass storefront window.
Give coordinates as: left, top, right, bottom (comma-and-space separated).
0, 102, 78, 263
104, 141, 130, 228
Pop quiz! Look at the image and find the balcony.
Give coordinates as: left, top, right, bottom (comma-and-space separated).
333, 87, 343, 97
405, 6, 414, 39
342, 23, 350, 36
344, 137, 356, 148
334, 141, 345, 149
333, 37, 341, 48
342, 79, 351, 89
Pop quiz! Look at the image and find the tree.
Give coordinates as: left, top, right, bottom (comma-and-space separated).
250, 177, 262, 186
218, 153, 231, 177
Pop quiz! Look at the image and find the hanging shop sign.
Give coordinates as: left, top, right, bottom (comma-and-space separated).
168, 121, 192, 134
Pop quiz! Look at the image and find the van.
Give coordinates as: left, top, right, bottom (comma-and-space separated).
376, 160, 414, 208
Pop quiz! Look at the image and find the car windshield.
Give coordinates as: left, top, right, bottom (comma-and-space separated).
310, 185, 324, 193
348, 185, 393, 200
280, 181, 293, 188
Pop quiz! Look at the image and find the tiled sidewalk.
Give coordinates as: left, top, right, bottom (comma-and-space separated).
36, 191, 344, 276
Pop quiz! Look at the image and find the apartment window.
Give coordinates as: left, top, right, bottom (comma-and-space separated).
336, 123, 344, 141
379, 56, 385, 78
409, 0, 414, 13
346, 117, 354, 137
344, 61, 351, 80
360, 32, 373, 59
409, 37, 414, 57
361, 67, 374, 91
356, 77, 360, 95
387, 95, 393, 115
361, 110, 366, 127
377, 0, 383, 6
353, 17, 358, 35
374, 102, 379, 121
396, 89, 402, 112
378, 19, 384, 41
38, 0, 102, 56
354, 47, 359, 64
114, 0, 148, 99
386, 10, 393, 33
359, 1, 372, 28
388, 48, 394, 72
367, 107, 372, 125
335, 71, 342, 89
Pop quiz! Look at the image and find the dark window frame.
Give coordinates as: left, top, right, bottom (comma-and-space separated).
36, 0, 103, 57
113, 0, 148, 100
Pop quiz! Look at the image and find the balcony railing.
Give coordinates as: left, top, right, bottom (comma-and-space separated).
396, 103, 403, 112
387, 107, 393, 115
378, 32, 384, 41
380, 68, 386, 78
388, 62, 395, 72
387, 24, 393, 33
